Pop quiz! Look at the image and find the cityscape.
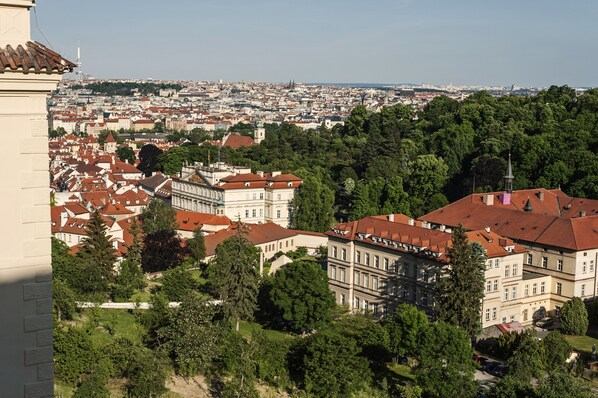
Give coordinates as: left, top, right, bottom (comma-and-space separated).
1, 1, 598, 398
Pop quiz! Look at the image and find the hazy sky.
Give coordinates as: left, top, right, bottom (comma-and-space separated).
32, 0, 598, 87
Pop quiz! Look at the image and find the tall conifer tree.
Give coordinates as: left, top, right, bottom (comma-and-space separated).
435, 226, 486, 336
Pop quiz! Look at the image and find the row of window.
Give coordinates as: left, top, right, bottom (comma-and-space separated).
264, 239, 294, 253
484, 307, 516, 323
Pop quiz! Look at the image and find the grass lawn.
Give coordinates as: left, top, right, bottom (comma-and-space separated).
189, 269, 207, 285
130, 289, 152, 302
238, 321, 293, 342
563, 334, 598, 355
388, 363, 415, 381
73, 308, 145, 346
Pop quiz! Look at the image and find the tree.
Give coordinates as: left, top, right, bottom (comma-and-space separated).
269, 260, 336, 332
300, 332, 372, 398
506, 332, 545, 383
76, 211, 117, 295
535, 372, 593, 398
187, 226, 206, 265
53, 278, 77, 321
98, 129, 123, 145
141, 200, 183, 272
384, 304, 429, 359
159, 293, 223, 376
138, 144, 163, 177
488, 376, 534, 398
414, 322, 477, 398
290, 174, 335, 232
160, 265, 198, 301
208, 226, 260, 331
125, 350, 169, 398
116, 145, 135, 164
112, 259, 145, 301
331, 312, 391, 366
543, 331, 571, 369
251, 330, 293, 389
435, 227, 486, 336
560, 297, 589, 335
54, 325, 100, 383
125, 217, 143, 267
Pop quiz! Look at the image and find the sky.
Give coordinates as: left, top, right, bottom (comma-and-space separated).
32, 0, 598, 87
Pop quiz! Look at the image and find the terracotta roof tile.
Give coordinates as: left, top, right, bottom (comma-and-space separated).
0, 41, 75, 74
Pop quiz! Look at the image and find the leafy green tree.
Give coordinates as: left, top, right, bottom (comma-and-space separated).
76, 211, 117, 295
218, 331, 260, 398
138, 144, 163, 177
72, 363, 111, 398
331, 312, 391, 365
506, 332, 545, 383
112, 259, 145, 301
116, 145, 136, 164
125, 217, 143, 267
125, 350, 169, 398
535, 372, 593, 398
269, 260, 335, 332
141, 200, 183, 272
53, 278, 77, 321
208, 228, 260, 331
352, 177, 410, 220
300, 332, 372, 398
159, 293, 223, 376
139, 293, 170, 348
251, 330, 293, 389
160, 265, 198, 301
560, 297, 589, 335
414, 322, 477, 398
98, 129, 123, 145
291, 174, 335, 232
487, 376, 534, 398
54, 325, 100, 383
187, 226, 206, 265
543, 331, 571, 369
435, 227, 486, 336
157, 146, 190, 175
384, 304, 429, 359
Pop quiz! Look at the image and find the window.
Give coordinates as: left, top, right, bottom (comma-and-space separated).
277, 194, 281, 200
505, 264, 510, 277
382, 305, 388, 317
504, 288, 509, 301
259, 208, 263, 217
252, 193, 257, 200
341, 248, 347, 261
392, 284, 398, 297
540, 282, 545, 294
363, 274, 369, 289
422, 294, 428, 307
402, 286, 408, 299
365, 253, 370, 266
245, 210, 249, 218
493, 280, 498, 291
532, 283, 537, 295
330, 267, 336, 280
403, 263, 409, 276
384, 258, 389, 271
372, 276, 378, 291
354, 271, 360, 286
339, 294, 345, 305
372, 303, 378, 315
486, 281, 492, 292
512, 264, 518, 276
356, 251, 361, 264
591, 261, 595, 272
511, 286, 517, 299
527, 253, 533, 264
525, 284, 529, 296
541, 256, 548, 268
502, 317, 507, 324
492, 307, 497, 320
487, 260, 492, 270
340, 268, 346, 283
252, 209, 256, 217
374, 255, 379, 269
394, 261, 400, 274
363, 300, 369, 311
486, 308, 491, 321
332, 246, 337, 259
381, 279, 387, 293
556, 282, 562, 295
523, 309, 528, 322
583, 262, 587, 274
423, 270, 429, 283
276, 210, 281, 218
510, 315, 515, 322
581, 284, 586, 296
354, 297, 359, 309
495, 259, 500, 268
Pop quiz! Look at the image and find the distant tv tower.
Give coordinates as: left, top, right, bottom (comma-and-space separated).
76, 41, 83, 81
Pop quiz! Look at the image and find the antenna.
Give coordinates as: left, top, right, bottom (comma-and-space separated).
76, 41, 83, 81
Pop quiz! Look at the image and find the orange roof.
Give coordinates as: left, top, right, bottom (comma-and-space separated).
101, 202, 134, 216
104, 133, 116, 143
223, 134, 255, 149
420, 189, 598, 251
175, 210, 231, 232
204, 222, 298, 257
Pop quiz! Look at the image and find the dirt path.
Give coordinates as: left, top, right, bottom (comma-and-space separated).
167, 374, 211, 398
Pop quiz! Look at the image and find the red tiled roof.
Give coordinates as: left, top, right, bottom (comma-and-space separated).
175, 210, 231, 232
223, 134, 255, 149
204, 222, 298, 257
420, 189, 598, 251
0, 41, 76, 74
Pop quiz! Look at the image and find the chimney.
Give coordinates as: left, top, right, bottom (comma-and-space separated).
408, 218, 414, 226
60, 211, 68, 227
483, 194, 494, 206
580, 210, 586, 218
439, 224, 446, 232
538, 191, 544, 202
257, 171, 264, 178
388, 214, 394, 222
499, 192, 511, 205
484, 226, 491, 233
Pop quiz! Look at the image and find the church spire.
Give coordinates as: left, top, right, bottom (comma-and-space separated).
504, 153, 514, 194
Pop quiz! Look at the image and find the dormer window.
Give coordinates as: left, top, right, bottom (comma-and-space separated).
244, 182, 250, 187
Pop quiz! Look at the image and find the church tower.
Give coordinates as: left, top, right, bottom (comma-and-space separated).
0, 2, 75, 396
500, 153, 514, 205
254, 120, 265, 144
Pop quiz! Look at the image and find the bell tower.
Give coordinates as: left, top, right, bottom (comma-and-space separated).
254, 120, 265, 144
0, 1, 75, 397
